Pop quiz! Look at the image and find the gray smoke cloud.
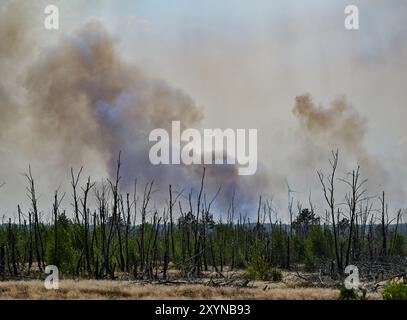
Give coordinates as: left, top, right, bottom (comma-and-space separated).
0, 2, 267, 215
0, 0, 405, 219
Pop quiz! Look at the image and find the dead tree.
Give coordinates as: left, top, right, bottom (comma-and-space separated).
52, 189, 65, 267
168, 184, 183, 265
25, 166, 45, 272
193, 167, 205, 277
95, 182, 109, 277
318, 150, 342, 274
339, 166, 368, 266
358, 201, 373, 259
106, 154, 124, 278
379, 191, 388, 257
169, 185, 175, 261
145, 211, 159, 278
116, 195, 125, 271
108, 153, 125, 272
27, 212, 33, 272
81, 176, 95, 276
91, 209, 100, 278
390, 209, 403, 255
70, 167, 83, 225
125, 193, 132, 272
163, 210, 170, 279
138, 181, 153, 277
7, 218, 18, 276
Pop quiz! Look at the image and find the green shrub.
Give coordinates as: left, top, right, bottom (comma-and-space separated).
338, 287, 358, 300
269, 268, 283, 282
234, 255, 248, 269
243, 263, 282, 282
338, 287, 367, 300
382, 282, 407, 300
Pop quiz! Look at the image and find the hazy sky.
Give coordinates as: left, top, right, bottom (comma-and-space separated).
0, 0, 406, 220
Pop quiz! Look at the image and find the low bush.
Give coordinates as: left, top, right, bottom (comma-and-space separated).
382, 281, 407, 300
337, 287, 367, 300
244, 263, 282, 282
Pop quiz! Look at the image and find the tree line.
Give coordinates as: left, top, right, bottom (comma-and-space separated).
0, 151, 405, 281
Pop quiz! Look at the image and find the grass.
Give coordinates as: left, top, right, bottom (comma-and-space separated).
0, 269, 385, 300
0, 279, 378, 300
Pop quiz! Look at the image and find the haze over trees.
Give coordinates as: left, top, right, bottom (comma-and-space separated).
0, 151, 405, 284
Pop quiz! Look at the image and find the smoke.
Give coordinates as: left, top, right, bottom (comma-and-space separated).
0, 1, 32, 59
23, 20, 203, 171
0, 2, 266, 214
292, 94, 403, 202
0, 1, 32, 134
292, 93, 369, 168
293, 94, 366, 152
1, 1, 404, 218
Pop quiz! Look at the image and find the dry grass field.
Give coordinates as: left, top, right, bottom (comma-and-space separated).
0, 279, 382, 300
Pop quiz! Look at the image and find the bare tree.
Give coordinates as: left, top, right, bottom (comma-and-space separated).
25, 166, 45, 272
81, 176, 95, 276
52, 189, 65, 267
317, 150, 342, 274
339, 166, 368, 266
193, 167, 205, 276
379, 191, 388, 257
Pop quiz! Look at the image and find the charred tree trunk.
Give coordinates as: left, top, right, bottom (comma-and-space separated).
380, 191, 387, 257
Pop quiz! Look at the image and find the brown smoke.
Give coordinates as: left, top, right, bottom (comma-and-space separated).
292, 94, 397, 200
293, 94, 366, 154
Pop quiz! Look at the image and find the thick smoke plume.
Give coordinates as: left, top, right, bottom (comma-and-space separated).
0, 2, 266, 214
1, 1, 404, 218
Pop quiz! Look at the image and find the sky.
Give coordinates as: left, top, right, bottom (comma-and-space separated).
0, 0, 406, 221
